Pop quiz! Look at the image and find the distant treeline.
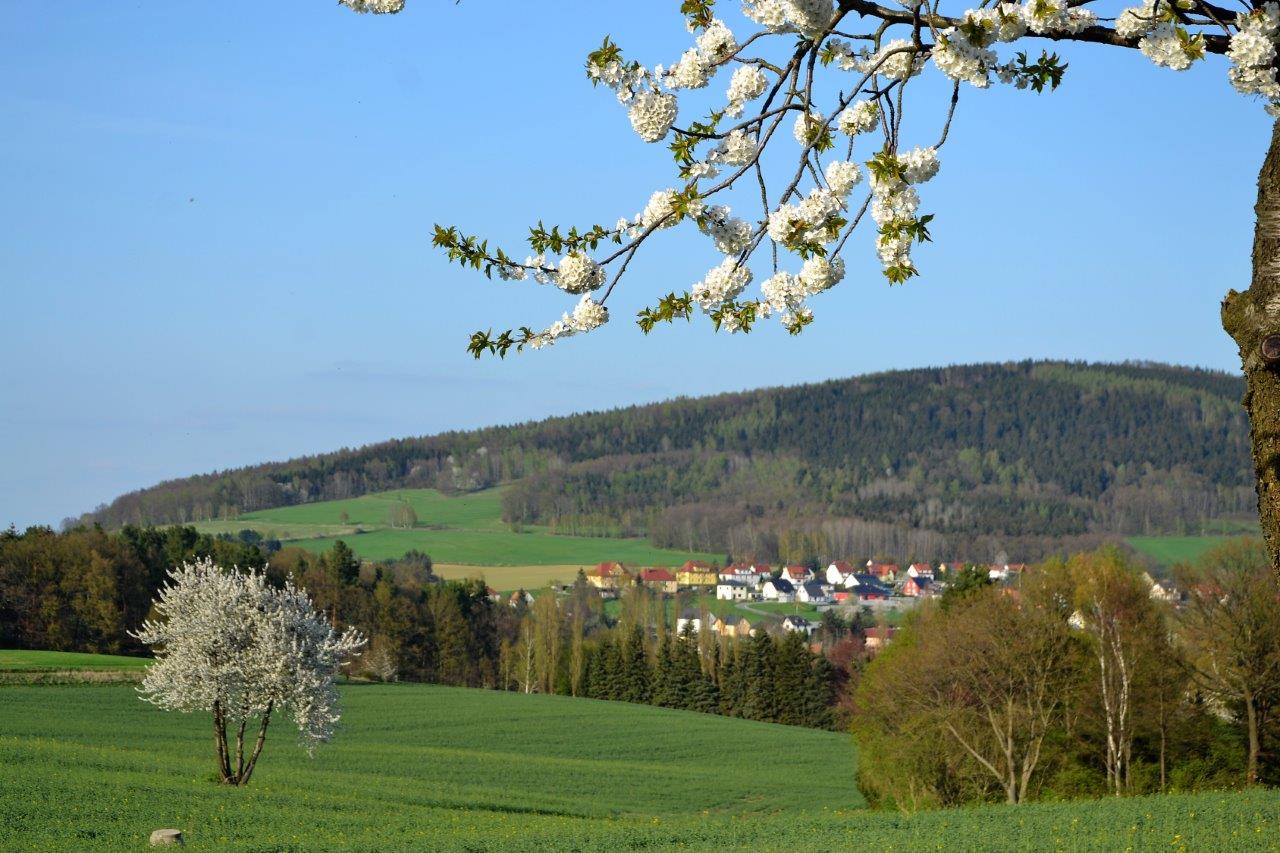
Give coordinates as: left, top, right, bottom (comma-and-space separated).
77, 362, 1255, 562
0, 525, 848, 730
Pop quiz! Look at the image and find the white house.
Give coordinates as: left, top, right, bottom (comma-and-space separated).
781, 565, 814, 584
781, 614, 815, 635
826, 561, 857, 587
677, 610, 714, 634
716, 581, 752, 601
762, 577, 795, 602
907, 563, 934, 580
796, 581, 831, 604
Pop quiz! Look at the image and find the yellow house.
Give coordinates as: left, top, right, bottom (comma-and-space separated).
587, 561, 631, 590
676, 560, 718, 587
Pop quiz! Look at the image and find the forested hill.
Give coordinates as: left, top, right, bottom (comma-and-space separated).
80, 362, 1256, 561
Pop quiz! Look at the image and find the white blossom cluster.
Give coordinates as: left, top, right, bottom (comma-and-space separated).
726, 65, 769, 117
337, 0, 404, 13
838, 100, 880, 136
759, 256, 846, 330
933, 26, 1000, 87
869, 147, 939, 279
793, 109, 826, 145
700, 205, 754, 255
529, 295, 611, 349
629, 92, 680, 143
133, 559, 365, 754
692, 256, 753, 310
1227, 3, 1280, 110
1113, 0, 1203, 71
1021, 0, 1096, 35
708, 129, 760, 167
855, 39, 927, 81
743, 0, 836, 39
553, 251, 606, 294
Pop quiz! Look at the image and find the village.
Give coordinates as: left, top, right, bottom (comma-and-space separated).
569, 558, 1023, 647
490, 557, 1187, 652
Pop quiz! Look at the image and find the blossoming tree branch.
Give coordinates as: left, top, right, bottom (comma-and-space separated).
345, 0, 1280, 575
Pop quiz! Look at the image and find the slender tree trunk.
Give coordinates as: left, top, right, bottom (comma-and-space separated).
212, 701, 233, 784
1245, 693, 1261, 786
237, 703, 273, 787
1223, 118, 1280, 578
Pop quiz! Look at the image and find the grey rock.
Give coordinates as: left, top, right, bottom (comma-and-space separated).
149, 829, 184, 846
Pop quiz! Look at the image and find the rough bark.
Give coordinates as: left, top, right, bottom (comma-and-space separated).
1223, 118, 1280, 580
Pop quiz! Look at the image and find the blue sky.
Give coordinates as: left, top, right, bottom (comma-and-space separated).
0, 2, 1269, 528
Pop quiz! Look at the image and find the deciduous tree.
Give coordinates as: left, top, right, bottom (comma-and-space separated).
133, 558, 364, 786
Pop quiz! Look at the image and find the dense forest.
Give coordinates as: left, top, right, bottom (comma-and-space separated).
78, 362, 1256, 562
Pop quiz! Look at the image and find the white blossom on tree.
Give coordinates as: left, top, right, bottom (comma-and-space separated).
132, 558, 365, 785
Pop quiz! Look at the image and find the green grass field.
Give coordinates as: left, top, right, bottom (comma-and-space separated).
2, 676, 1277, 851
0, 650, 149, 672
192, 488, 720, 575
1126, 535, 1251, 567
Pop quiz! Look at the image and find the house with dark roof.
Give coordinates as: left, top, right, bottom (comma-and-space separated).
762, 577, 795, 602
901, 575, 936, 598
782, 614, 815, 635
796, 581, 831, 604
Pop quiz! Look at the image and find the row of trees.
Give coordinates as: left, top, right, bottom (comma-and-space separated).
854, 542, 1280, 810
1, 525, 851, 731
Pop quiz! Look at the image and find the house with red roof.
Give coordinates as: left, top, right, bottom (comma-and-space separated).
587, 561, 631, 591
781, 564, 814, 584
638, 567, 677, 593
907, 563, 934, 580
677, 560, 718, 587
864, 625, 897, 652
866, 561, 899, 582
826, 560, 857, 587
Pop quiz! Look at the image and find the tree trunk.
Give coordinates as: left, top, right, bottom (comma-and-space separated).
1245, 693, 1261, 786
212, 701, 233, 784
237, 703, 273, 787
1223, 117, 1280, 578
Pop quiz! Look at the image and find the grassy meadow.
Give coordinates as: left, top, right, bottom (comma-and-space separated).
2, 676, 1277, 851
192, 488, 719, 583
1127, 535, 1249, 568
0, 650, 149, 672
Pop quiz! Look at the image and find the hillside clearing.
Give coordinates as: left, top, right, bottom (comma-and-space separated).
1127, 535, 1257, 567
192, 487, 719, 573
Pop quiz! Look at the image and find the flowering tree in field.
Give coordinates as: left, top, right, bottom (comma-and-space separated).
345, 0, 1280, 574
133, 558, 365, 786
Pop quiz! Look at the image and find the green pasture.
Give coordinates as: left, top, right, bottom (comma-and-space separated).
2, 678, 1276, 850
1126, 535, 1255, 568
193, 488, 719, 570
0, 650, 149, 672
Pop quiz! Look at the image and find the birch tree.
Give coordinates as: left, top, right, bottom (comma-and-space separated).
132, 558, 365, 786
1069, 553, 1164, 796
346, 0, 1280, 577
